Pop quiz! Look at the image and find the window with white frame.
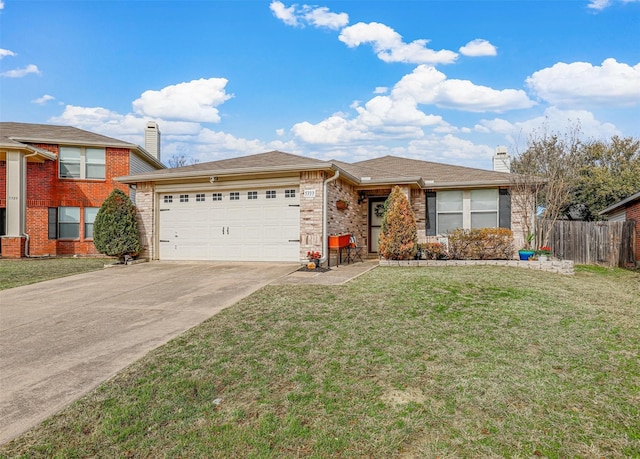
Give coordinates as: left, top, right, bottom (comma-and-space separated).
163, 195, 173, 204
285, 189, 296, 198
437, 189, 498, 234
266, 190, 276, 199
180, 194, 189, 203
230, 192, 240, 201
212, 193, 222, 201
59, 207, 80, 239
196, 193, 205, 202
247, 191, 258, 200
84, 207, 99, 239
59, 147, 105, 179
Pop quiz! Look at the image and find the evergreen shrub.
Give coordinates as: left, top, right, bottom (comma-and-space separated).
93, 189, 141, 260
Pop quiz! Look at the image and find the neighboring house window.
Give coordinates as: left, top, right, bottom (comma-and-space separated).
212, 193, 222, 201
163, 195, 173, 204
59, 146, 105, 179
180, 194, 189, 203
48, 208, 58, 239
266, 190, 276, 199
248, 191, 258, 200
196, 193, 205, 202
285, 189, 296, 198
436, 189, 499, 234
84, 207, 99, 239
230, 192, 240, 201
58, 207, 80, 239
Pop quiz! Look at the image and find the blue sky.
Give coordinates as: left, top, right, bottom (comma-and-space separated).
1, 0, 639, 170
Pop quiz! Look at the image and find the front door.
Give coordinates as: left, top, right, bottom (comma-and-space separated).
368, 197, 387, 253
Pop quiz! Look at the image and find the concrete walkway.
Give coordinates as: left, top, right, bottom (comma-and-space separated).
271, 259, 379, 285
0, 261, 297, 445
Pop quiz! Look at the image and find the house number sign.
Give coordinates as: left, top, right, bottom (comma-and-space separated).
303, 189, 316, 198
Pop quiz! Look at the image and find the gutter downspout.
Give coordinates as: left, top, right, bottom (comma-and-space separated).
320, 170, 340, 265
21, 151, 38, 257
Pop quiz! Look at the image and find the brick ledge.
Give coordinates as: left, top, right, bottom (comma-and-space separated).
379, 258, 575, 275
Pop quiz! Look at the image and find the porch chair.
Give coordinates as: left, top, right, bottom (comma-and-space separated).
346, 234, 364, 263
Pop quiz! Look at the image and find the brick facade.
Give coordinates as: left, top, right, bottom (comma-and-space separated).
625, 201, 640, 261
1, 144, 132, 258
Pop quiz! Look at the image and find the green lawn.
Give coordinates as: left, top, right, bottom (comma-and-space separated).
1, 265, 639, 458
0, 258, 112, 290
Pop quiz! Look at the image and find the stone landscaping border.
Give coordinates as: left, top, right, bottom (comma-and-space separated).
379, 258, 575, 275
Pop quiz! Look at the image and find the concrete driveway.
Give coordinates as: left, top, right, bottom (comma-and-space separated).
0, 261, 296, 445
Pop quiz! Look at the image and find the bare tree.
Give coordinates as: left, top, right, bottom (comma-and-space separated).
166, 154, 199, 168
511, 123, 583, 248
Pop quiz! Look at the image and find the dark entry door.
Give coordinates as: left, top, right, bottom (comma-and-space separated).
368, 197, 387, 253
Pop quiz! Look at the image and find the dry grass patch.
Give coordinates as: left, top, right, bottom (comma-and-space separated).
1, 265, 638, 458
0, 258, 111, 290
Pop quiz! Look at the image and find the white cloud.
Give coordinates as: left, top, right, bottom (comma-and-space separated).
270, 1, 300, 27
1, 64, 40, 78
32, 94, 55, 105
0, 48, 16, 59
474, 107, 620, 150
588, 0, 611, 9
339, 22, 458, 65
132, 78, 234, 123
459, 39, 497, 57
393, 65, 535, 112
270, 1, 348, 30
291, 64, 535, 146
588, 0, 639, 9
0, 1, 4, 10
304, 6, 348, 30
374, 86, 388, 94
526, 58, 640, 107
407, 134, 495, 163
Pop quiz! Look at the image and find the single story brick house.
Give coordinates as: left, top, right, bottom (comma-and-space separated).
0, 122, 164, 258
599, 190, 640, 263
117, 150, 529, 263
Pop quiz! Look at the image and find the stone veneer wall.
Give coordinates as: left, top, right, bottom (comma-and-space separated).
326, 178, 366, 245
379, 258, 575, 275
299, 171, 325, 259
134, 182, 155, 260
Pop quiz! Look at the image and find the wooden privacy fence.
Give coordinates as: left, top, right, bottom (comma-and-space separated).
537, 219, 636, 267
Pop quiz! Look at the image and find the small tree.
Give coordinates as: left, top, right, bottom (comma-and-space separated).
378, 186, 418, 260
93, 189, 141, 260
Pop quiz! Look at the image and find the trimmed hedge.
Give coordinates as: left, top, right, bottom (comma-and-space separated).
378, 186, 418, 260
93, 189, 141, 260
447, 228, 514, 260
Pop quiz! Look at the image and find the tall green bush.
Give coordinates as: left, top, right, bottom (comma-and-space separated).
378, 186, 418, 260
93, 189, 141, 260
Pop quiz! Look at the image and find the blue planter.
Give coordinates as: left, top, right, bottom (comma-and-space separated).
518, 250, 535, 261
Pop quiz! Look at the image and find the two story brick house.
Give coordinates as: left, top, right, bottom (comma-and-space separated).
0, 122, 165, 258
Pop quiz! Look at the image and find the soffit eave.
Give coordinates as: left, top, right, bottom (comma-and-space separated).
116, 162, 335, 184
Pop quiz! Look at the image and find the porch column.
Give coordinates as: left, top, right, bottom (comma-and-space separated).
3, 151, 27, 257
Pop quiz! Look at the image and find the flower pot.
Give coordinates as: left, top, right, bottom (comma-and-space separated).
518, 250, 535, 261
336, 201, 348, 210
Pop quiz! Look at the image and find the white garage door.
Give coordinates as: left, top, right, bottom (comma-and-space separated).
158, 187, 300, 261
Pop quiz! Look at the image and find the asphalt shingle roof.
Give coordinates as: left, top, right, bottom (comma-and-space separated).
0, 122, 137, 149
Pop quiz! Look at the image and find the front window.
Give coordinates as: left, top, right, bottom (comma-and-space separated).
470, 189, 498, 228
437, 191, 463, 234
84, 207, 99, 239
436, 189, 499, 234
59, 207, 80, 239
59, 146, 105, 180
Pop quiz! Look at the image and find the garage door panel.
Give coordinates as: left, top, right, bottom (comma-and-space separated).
159, 187, 300, 262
